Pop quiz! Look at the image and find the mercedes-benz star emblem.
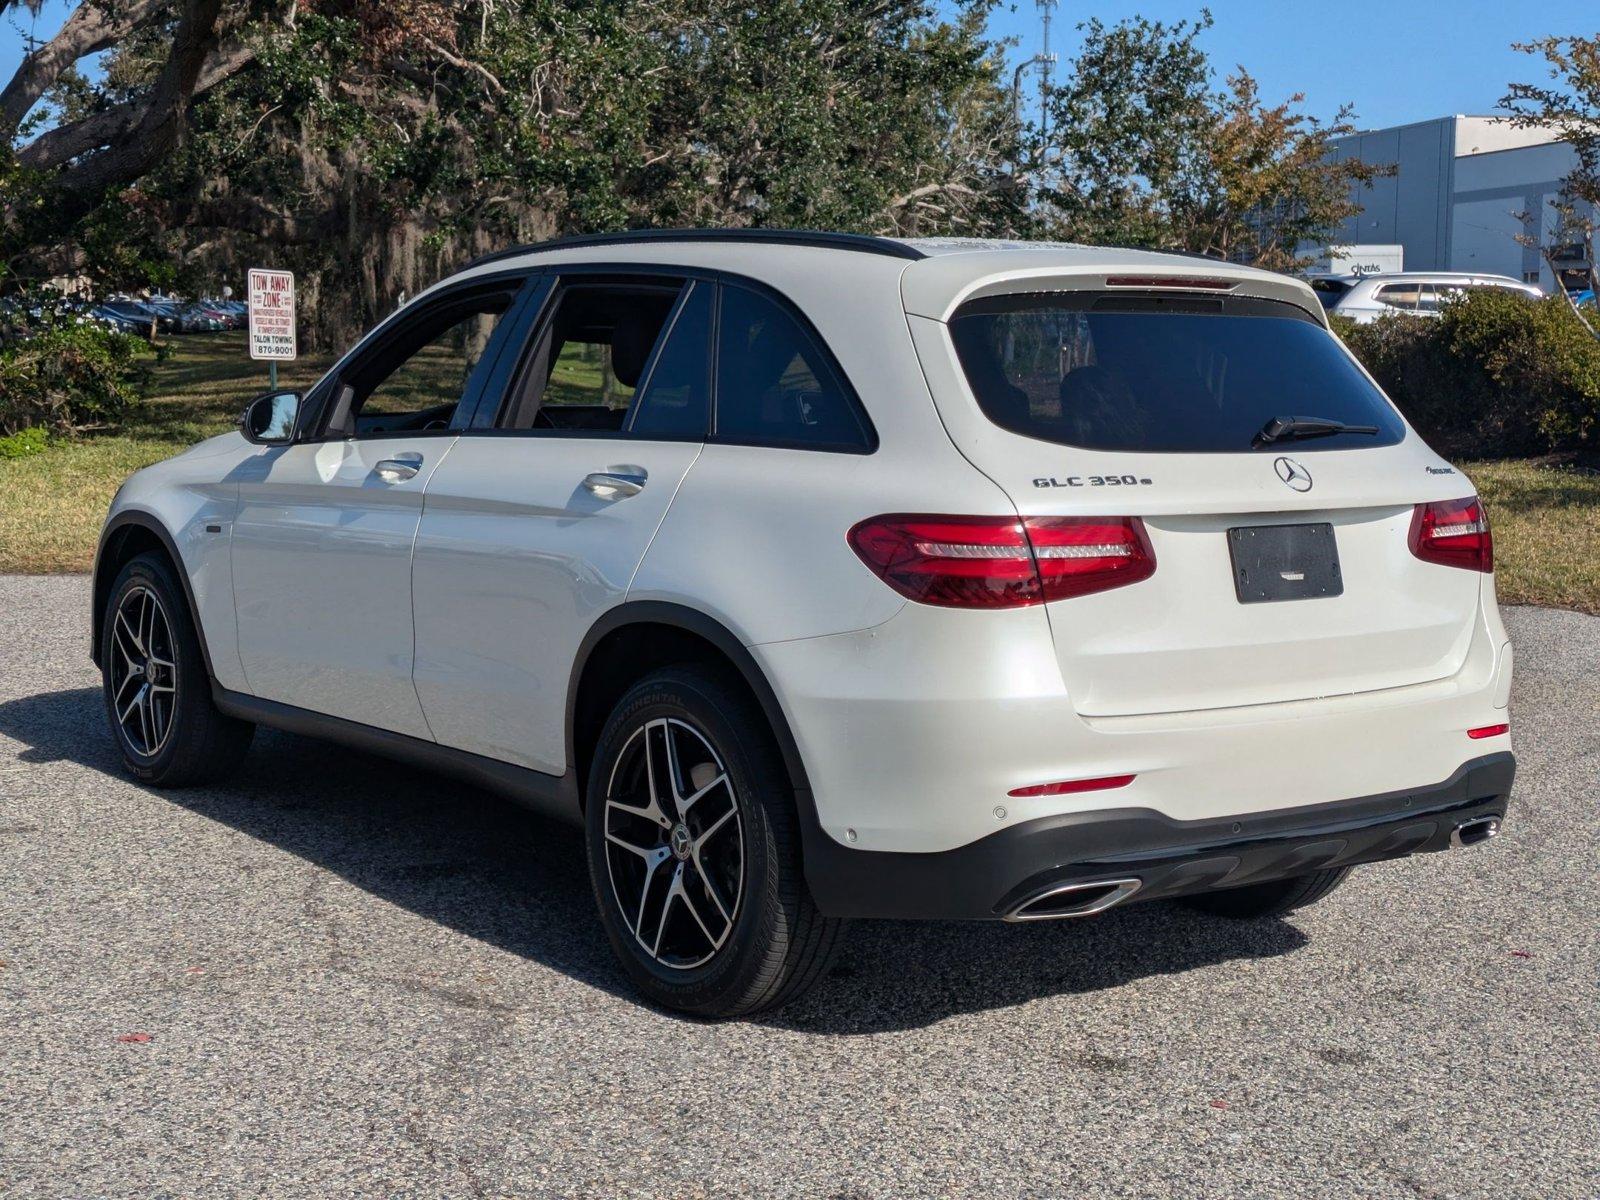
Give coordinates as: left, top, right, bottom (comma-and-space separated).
669, 823, 694, 861
1273, 456, 1313, 492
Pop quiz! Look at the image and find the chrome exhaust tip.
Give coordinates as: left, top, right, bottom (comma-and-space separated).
1450, 816, 1501, 849
1004, 878, 1142, 922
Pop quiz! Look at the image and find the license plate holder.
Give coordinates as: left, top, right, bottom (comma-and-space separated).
1227, 522, 1342, 604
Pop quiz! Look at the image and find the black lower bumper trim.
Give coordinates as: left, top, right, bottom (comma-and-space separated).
801, 753, 1515, 920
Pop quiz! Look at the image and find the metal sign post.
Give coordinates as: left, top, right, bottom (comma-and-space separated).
247, 268, 297, 389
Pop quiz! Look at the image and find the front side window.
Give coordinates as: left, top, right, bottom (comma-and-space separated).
948, 294, 1407, 453
327, 289, 517, 437
714, 283, 871, 452
361, 310, 507, 424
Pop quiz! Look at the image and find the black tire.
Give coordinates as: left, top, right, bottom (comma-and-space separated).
100, 551, 254, 787
583, 666, 844, 1018
1180, 867, 1352, 919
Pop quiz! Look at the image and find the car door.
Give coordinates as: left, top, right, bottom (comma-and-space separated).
411, 271, 712, 775
230, 273, 537, 737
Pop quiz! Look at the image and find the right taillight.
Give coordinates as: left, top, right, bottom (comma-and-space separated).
1409, 496, 1493, 573
847, 514, 1156, 609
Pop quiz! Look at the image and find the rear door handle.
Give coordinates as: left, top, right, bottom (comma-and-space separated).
582, 469, 647, 499
374, 456, 422, 483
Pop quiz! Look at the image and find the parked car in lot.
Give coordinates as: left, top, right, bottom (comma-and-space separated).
140, 297, 188, 333
92, 230, 1516, 1016
198, 299, 245, 329
174, 302, 225, 332
1311, 271, 1541, 322
87, 304, 151, 336
93, 301, 168, 336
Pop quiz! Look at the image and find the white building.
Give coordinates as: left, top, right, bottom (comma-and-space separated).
1326, 115, 1591, 292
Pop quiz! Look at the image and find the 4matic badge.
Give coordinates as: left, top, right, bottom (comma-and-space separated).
1034, 472, 1154, 489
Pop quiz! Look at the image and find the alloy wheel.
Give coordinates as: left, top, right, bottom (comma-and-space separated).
603, 717, 745, 970
108, 585, 178, 758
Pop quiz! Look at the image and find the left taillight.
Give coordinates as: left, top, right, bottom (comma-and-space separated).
847, 514, 1156, 609
1409, 496, 1493, 573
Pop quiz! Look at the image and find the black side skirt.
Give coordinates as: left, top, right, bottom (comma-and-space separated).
212, 686, 581, 825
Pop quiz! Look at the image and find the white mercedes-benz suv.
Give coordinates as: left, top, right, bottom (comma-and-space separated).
94, 230, 1515, 1016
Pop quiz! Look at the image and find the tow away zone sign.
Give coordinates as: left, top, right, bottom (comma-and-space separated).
247, 268, 296, 360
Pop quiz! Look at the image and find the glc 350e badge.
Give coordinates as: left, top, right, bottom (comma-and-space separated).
1274, 456, 1313, 492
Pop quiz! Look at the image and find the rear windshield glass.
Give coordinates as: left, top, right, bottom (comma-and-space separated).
948, 295, 1406, 453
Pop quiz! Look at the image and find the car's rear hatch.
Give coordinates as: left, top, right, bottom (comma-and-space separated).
903, 260, 1485, 718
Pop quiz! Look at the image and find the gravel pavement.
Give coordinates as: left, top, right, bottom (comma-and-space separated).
1, 574, 1596, 1198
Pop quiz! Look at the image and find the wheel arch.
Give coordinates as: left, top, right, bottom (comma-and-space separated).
567, 602, 813, 813
91, 511, 215, 678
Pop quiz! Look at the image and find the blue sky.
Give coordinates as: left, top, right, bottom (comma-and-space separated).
3, 0, 1595, 134
978, 0, 1597, 131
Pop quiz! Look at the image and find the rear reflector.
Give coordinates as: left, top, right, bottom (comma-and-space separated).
1467, 723, 1509, 740
1008, 774, 1136, 798
1409, 496, 1493, 573
848, 515, 1156, 608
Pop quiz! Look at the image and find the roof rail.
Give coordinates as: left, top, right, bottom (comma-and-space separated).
463, 228, 927, 270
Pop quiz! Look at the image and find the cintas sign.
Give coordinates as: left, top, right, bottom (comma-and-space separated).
247, 268, 296, 361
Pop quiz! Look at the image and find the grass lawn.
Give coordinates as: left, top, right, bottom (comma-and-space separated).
2, 331, 1598, 614
1, 333, 332, 574
1464, 459, 1600, 614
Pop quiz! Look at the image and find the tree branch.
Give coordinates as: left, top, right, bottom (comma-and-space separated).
1, 0, 168, 140
420, 36, 504, 96
16, 30, 254, 171
38, 0, 225, 213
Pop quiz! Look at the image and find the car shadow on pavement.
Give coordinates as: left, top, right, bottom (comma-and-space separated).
0, 686, 1308, 1032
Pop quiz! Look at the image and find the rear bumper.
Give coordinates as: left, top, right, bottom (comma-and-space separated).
802, 752, 1514, 920
755, 586, 1513, 854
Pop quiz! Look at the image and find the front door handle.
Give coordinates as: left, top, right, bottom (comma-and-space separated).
582, 468, 647, 499
374, 456, 422, 483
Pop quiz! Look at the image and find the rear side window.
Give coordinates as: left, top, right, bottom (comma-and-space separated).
629, 282, 712, 439
1374, 283, 1420, 311
497, 279, 681, 434
714, 283, 873, 452
948, 295, 1406, 453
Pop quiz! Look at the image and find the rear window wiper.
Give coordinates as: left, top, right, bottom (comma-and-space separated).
1253, 415, 1380, 448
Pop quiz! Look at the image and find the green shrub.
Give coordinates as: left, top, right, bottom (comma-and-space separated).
1334, 290, 1600, 457
0, 318, 155, 437
0, 426, 50, 459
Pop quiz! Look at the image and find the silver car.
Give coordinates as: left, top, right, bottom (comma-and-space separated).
1310, 271, 1542, 323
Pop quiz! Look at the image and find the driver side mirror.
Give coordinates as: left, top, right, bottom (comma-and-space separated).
241, 391, 301, 445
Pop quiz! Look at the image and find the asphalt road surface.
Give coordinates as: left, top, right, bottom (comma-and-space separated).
1, 575, 1595, 1199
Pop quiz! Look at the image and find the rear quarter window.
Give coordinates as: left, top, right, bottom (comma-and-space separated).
713, 283, 874, 452
948, 293, 1407, 453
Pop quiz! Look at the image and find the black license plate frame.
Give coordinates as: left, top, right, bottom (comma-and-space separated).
1227, 522, 1342, 604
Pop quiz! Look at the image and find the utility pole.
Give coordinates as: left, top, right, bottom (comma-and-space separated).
1038, 0, 1058, 144
1013, 2, 1060, 149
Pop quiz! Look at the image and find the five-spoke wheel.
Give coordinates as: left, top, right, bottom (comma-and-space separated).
584, 667, 844, 1017
603, 717, 744, 969
100, 551, 254, 786
107, 585, 178, 759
